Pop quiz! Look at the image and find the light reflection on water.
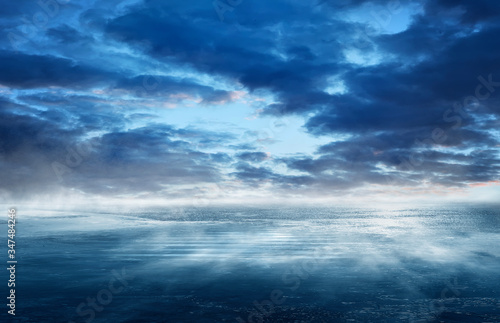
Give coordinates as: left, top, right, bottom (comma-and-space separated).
7, 205, 500, 322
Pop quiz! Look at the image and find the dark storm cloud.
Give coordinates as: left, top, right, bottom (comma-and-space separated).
16, 92, 127, 132
306, 20, 500, 136
289, 1, 500, 189
233, 162, 275, 180
0, 50, 116, 89
281, 141, 500, 189
47, 24, 93, 43
0, 98, 234, 198
113, 75, 237, 104
104, 0, 347, 115
0, 52, 235, 109
0, 98, 84, 197
424, 0, 500, 24
0, 1, 39, 19
67, 125, 225, 194
1, 0, 499, 199
236, 152, 268, 163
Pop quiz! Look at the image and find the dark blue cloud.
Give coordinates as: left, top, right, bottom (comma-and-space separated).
104, 1, 346, 115
236, 152, 268, 163
47, 24, 93, 43
424, 0, 500, 24
0, 50, 115, 89
0, 97, 235, 198
1, 0, 499, 200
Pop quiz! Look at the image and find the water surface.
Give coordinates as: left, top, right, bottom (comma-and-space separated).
2, 205, 500, 322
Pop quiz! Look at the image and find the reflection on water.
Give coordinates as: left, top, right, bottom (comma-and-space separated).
4, 205, 500, 322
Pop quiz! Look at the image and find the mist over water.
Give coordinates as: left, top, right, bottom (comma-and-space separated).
3, 205, 500, 322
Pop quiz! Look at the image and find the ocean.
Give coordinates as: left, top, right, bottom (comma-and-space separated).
3, 205, 500, 322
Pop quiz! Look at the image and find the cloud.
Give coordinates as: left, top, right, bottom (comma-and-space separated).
424, 0, 500, 24
46, 24, 93, 43
104, 1, 346, 115
0, 98, 235, 199
0, 50, 115, 89
113, 75, 241, 105
236, 152, 269, 163
0, 0, 499, 202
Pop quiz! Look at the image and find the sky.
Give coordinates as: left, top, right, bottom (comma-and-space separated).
1, 0, 499, 206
